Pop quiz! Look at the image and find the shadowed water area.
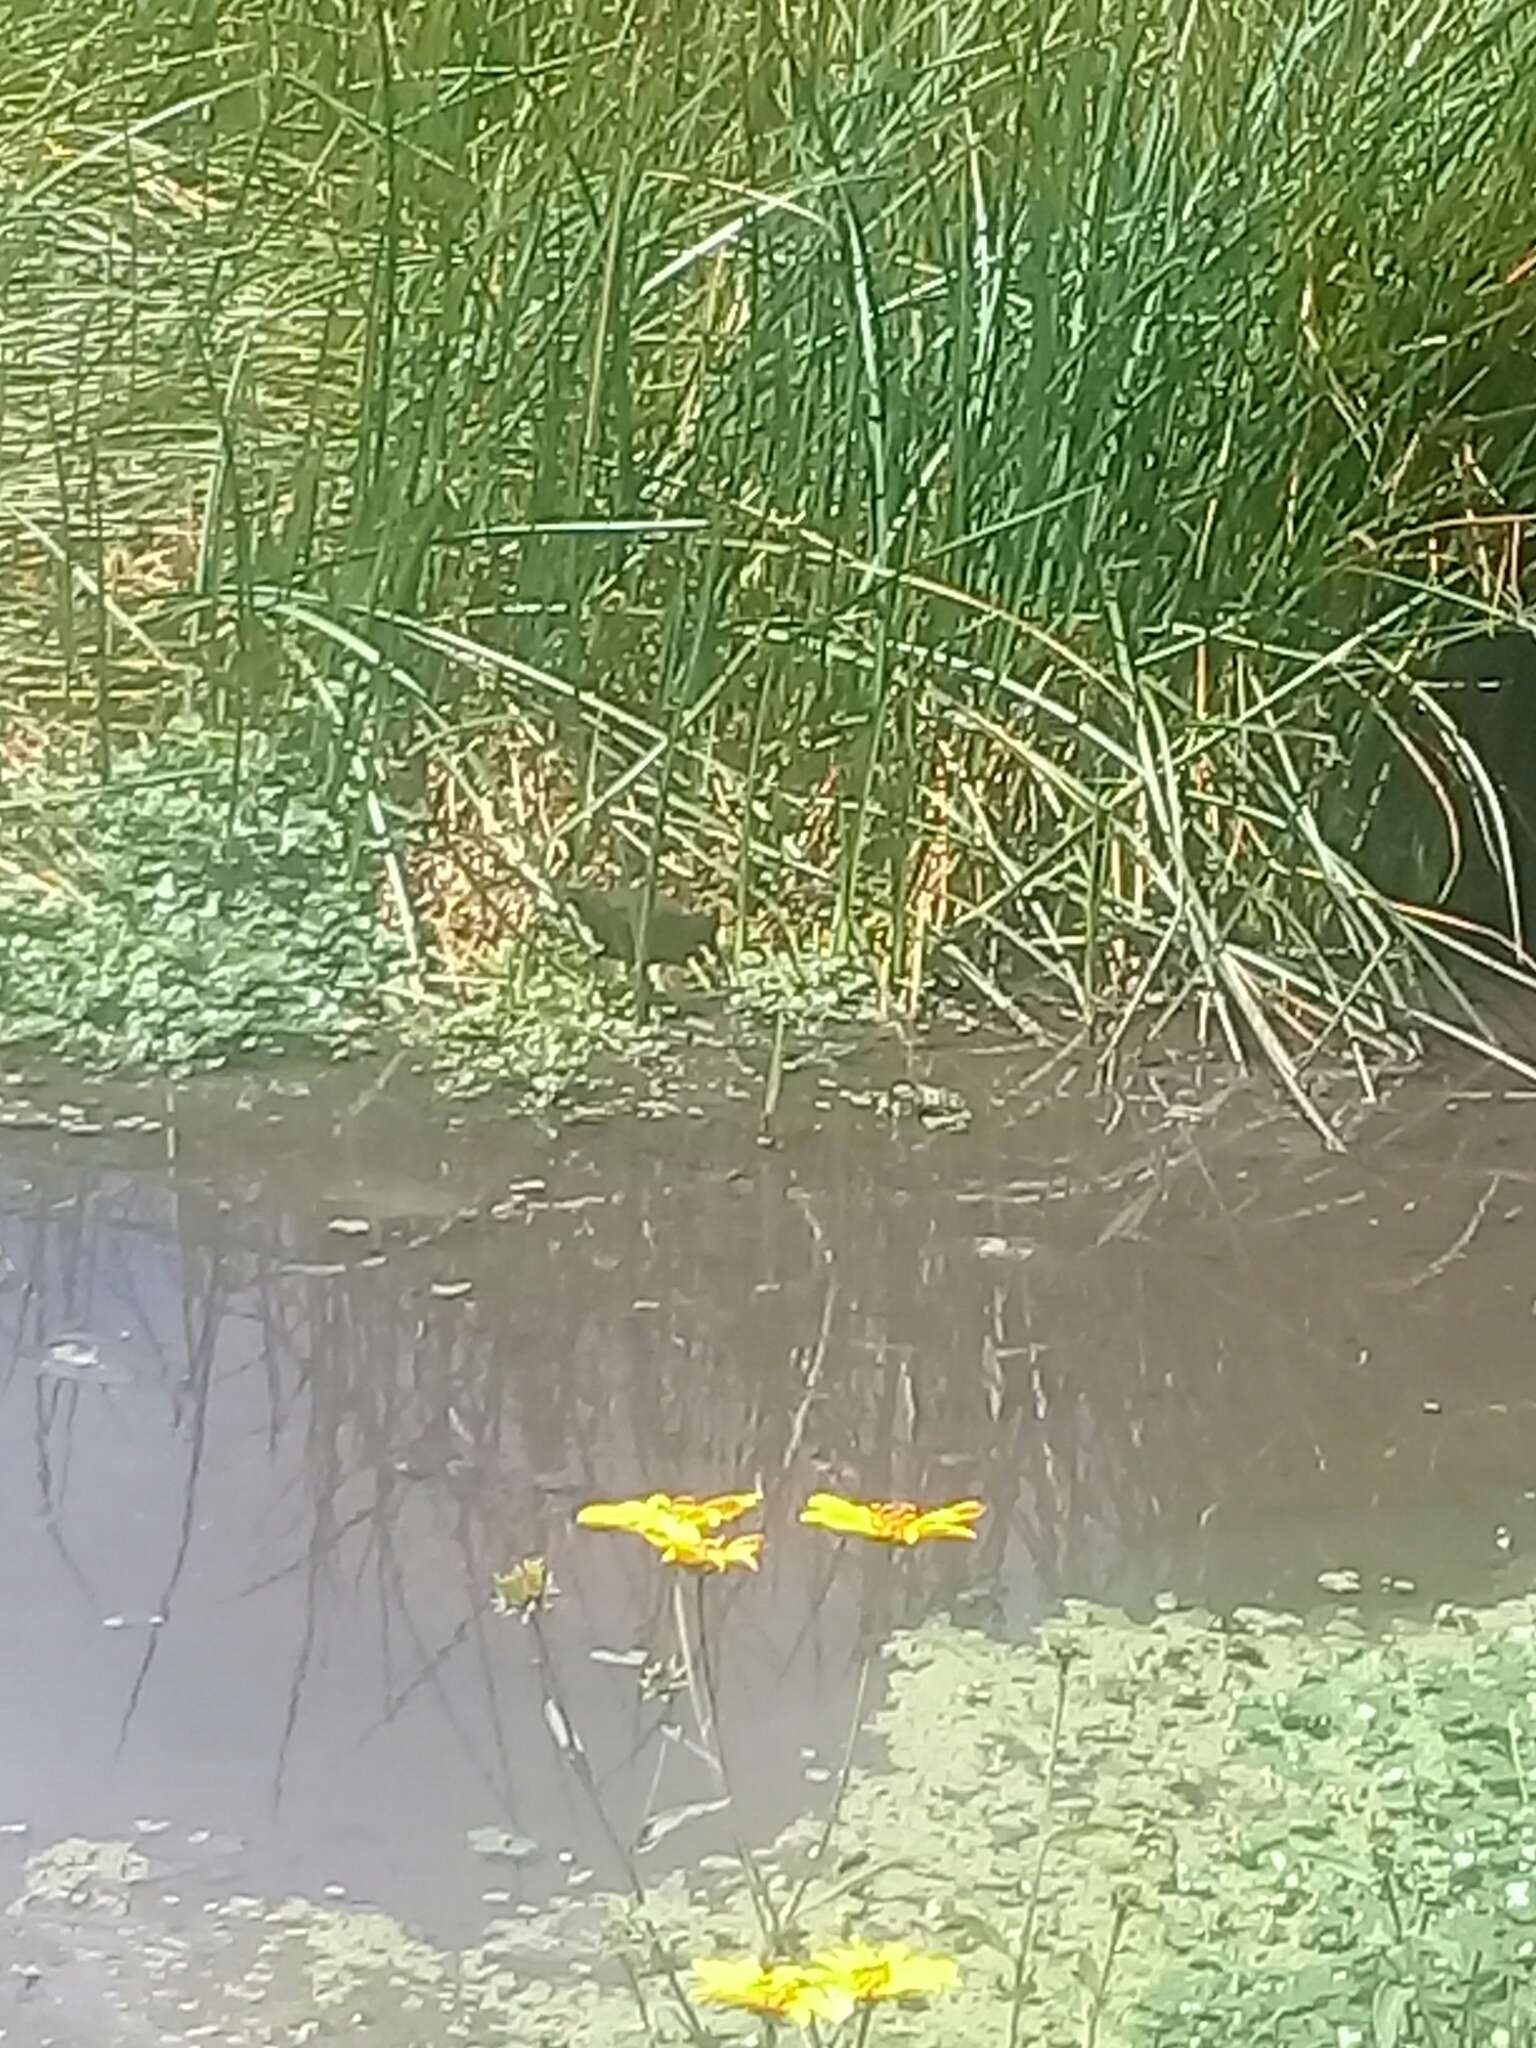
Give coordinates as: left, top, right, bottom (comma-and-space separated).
4, 1038, 1536, 2036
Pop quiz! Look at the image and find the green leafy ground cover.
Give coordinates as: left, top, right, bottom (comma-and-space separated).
0, 718, 894, 1095
10, 1598, 1536, 2044
0, 721, 405, 1068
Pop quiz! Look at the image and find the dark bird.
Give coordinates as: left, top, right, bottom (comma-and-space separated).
563, 883, 721, 969
1430, 628, 1536, 687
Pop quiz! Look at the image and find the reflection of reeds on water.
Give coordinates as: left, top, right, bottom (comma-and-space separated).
5, 1058, 1519, 1938
0, 1074, 1275, 1779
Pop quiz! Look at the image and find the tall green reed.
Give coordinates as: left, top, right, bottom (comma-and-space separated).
5, 0, 1536, 1088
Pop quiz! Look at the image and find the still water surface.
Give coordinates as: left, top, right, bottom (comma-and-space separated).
2, 1042, 1535, 1949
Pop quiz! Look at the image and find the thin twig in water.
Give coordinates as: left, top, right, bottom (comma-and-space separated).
1385, 1173, 1501, 1293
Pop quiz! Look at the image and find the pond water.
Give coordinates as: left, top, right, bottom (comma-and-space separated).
3, 1035, 1536, 1965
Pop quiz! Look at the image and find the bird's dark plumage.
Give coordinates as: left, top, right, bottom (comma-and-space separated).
563, 883, 720, 967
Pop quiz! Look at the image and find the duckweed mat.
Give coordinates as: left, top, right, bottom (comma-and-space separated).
7, 1596, 1536, 2044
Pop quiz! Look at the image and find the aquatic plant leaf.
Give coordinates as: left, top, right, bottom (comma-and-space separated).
1372, 1982, 1413, 2048
466, 1827, 541, 1864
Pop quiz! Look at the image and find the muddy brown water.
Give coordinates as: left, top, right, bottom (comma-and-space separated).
3, 1039, 1536, 1952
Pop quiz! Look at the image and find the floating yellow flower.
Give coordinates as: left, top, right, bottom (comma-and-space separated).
576, 1490, 761, 1537
800, 1492, 986, 1546
491, 1557, 553, 1618
693, 1956, 852, 2026
812, 1941, 959, 2006
576, 1492, 764, 1571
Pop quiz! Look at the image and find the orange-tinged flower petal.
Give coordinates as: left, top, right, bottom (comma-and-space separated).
708, 1533, 764, 1572
646, 1527, 764, 1573
668, 1491, 762, 1530
800, 1492, 985, 1546
576, 1494, 679, 1536
626, 1508, 705, 1553
576, 1491, 766, 1570
899, 1500, 986, 1545
576, 1490, 761, 1540
800, 1493, 886, 1539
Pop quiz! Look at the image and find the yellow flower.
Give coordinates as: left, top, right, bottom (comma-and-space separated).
666, 1491, 762, 1531
692, 1944, 956, 2026
575, 1492, 764, 1572
811, 1942, 959, 2005
650, 1527, 764, 1573
491, 1557, 553, 1617
576, 1490, 761, 1538
799, 1492, 986, 1546
693, 1956, 853, 2026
